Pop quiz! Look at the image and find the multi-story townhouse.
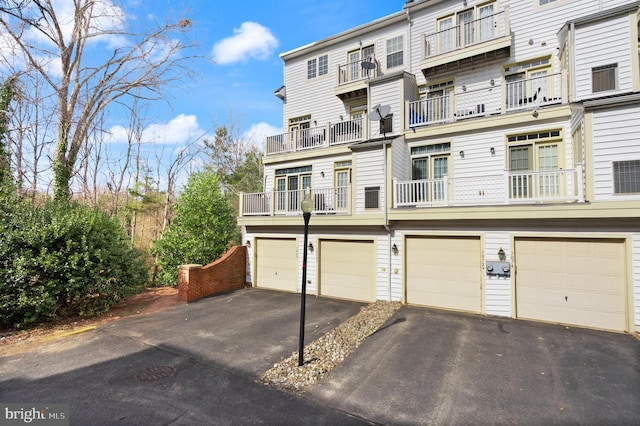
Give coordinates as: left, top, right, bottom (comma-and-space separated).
239, 0, 640, 334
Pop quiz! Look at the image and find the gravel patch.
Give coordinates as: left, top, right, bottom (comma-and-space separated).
260, 301, 402, 393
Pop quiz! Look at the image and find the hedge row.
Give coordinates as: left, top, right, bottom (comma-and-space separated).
0, 198, 148, 328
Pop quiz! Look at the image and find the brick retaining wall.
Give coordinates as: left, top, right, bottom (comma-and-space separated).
178, 245, 247, 303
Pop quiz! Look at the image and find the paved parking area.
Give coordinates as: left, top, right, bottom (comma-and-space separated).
1, 288, 639, 425
307, 306, 640, 425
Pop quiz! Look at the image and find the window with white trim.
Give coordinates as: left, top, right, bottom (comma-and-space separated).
592, 63, 618, 93
307, 54, 328, 79
539, 0, 558, 5
386, 36, 403, 68
613, 160, 640, 194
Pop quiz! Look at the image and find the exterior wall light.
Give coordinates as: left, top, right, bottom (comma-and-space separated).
490, 147, 495, 155
459, 150, 465, 158
498, 247, 506, 262
308, 242, 314, 252
245, 240, 251, 248
392, 243, 399, 255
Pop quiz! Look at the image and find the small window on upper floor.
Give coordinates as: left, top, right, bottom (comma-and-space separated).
538, 0, 558, 5
613, 160, 640, 194
364, 187, 380, 209
386, 36, 403, 69
592, 63, 618, 93
307, 58, 317, 79
380, 114, 393, 135
307, 54, 329, 80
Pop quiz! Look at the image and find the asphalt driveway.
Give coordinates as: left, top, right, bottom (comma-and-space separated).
1, 288, 639, 425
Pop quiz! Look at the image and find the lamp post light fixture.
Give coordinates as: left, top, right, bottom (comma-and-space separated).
298, 189, 314, 367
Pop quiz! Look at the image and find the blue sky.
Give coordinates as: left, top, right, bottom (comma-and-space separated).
115, 0, 404, 150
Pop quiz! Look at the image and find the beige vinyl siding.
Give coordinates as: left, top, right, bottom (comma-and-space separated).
485, 231, 512, 317
405, 236, 482, 313
255, 238, 298, 292
319, 240, 376, 302
575, 14, 633, 99
591, 105, 640, 201
515, 238, 627, 332
354, 149, 385, 213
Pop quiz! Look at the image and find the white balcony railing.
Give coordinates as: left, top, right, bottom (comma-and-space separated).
394, 166, 584, 208
408, 72, 565, 128
337, 57, 379, 85
265, 118, 364, 156
240, 186, 351, 216
423, 9, 509, 58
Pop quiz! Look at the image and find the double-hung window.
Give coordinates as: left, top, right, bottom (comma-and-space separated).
508, 130, 562, 200
386, 36, 403, 69
307, 54, 328, 80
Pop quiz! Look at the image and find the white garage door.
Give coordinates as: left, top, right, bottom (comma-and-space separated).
515, 238, 627, 332
255, 238, 298, 292
320, 240, 375, 302
406, 236, 482, 313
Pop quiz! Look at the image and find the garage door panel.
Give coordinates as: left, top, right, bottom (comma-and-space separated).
515, 239, 626, 332
320, 240, 375, 302
256, 238, 297, 292
406, 236, 481, 313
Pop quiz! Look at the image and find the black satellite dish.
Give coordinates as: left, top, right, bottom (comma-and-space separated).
361, 59, 376, 77
361, 60, 376, 70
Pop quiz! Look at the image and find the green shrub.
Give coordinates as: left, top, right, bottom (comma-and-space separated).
151, 171, 238, 286
0, 199, 148, 328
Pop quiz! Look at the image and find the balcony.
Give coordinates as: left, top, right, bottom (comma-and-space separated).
407, 72, 566, 128
394, 166, 584, 208
335, 57, 379, 99
421, 8, 511, 78
240, 186, 352, 217
265, 118, 365, 156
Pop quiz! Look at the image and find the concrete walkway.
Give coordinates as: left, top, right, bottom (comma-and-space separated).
2, 288, 639, 425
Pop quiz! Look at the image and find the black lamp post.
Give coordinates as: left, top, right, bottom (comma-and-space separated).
298, 189, 313, 367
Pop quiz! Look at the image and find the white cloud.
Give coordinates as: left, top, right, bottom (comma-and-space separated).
106, 114, 205, 145
211, 22, 278, 65
243, 122, 282, 151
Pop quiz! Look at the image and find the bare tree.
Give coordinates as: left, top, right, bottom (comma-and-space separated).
0, 0, 196, 201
